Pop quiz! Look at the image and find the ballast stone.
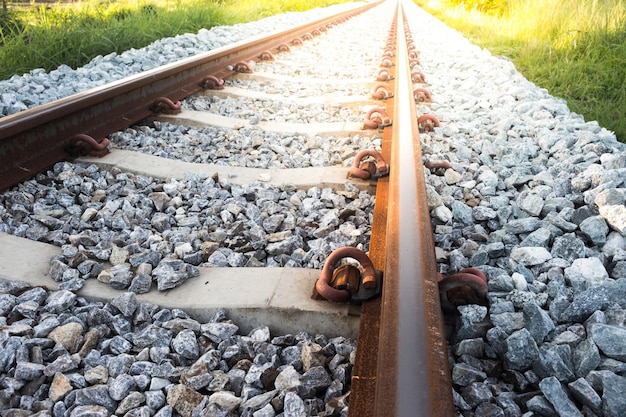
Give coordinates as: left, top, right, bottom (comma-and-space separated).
589, 324, 626, 362
561, 279, 626, 322
539, 376, 584, 417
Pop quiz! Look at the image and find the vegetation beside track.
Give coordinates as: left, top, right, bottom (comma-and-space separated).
0, 0, 350, 80
414, 0, 626, 142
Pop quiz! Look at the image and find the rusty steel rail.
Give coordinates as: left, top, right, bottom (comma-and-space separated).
349, 1, 455, 416
0, 0, 381, 192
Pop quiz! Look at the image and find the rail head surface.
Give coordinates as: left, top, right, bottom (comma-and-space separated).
0, 0, 382, 192
350, 0, 455, 416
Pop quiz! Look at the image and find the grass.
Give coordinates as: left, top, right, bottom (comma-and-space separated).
415, 0, 626, 143
0, 0, 351, 80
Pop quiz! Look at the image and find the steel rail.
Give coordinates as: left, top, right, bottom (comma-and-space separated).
0, 0, 382, 192
350, 0, 455, 415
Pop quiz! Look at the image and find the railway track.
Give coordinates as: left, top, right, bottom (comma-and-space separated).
2, 0, 626, 416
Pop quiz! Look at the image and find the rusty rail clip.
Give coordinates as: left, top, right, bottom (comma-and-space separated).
313, 247, 383, 303
318, 264, 383, 304
348, 149, 389, 180
350, 269, 383, 304
438, 268, 488, 311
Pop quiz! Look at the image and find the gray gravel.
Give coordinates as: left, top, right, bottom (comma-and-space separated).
248, 34, 380, 80
224, 78, 371, 97
0, 286, 355, 417
110, 121, 381, 169
182, 95, 364, 124
1, 0, 625, 416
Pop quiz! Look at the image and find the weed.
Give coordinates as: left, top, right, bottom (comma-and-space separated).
141, 4, 157, 17
0, 9, 24, 42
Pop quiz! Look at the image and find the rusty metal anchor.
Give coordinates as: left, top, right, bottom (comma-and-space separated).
438, 268, 488, 311
313, 247, 381, 303
371, 84, 393, 100
424, 159, 452, 176
348, 149, 389, 180
67, 133, 110, 157
232, 61, 255, 73
412, 70, 426, 84
258, 51, 275, 61
150, 97, 181, 114
380, 57, 394, 68
376, 69, 393, 81
363, 107, 392, 129
200, 75, 224, 90
413, 87, 431, 103
417, 114, 440, 133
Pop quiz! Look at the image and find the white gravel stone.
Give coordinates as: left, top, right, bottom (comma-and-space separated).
510, 247, 552, 266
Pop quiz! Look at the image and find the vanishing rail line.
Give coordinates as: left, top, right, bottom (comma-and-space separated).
0, 0, 458, 415
349, 3, 454, 416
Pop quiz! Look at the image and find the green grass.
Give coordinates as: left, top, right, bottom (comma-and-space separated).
0, 0, 350, 80
415, 0, 626, 143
